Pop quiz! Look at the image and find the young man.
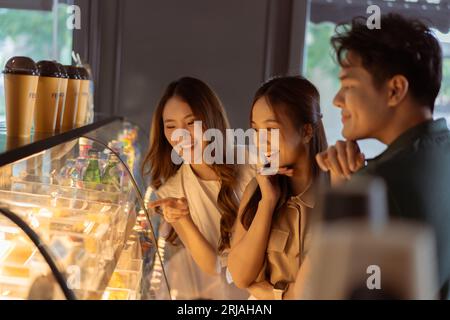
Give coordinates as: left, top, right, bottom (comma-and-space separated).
316, 13, 449, 299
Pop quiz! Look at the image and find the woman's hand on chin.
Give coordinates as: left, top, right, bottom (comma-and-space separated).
256, 165, 294, 208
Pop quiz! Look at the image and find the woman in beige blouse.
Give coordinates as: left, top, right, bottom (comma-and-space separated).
228, 76, 329, 299
142, 77, 254, 299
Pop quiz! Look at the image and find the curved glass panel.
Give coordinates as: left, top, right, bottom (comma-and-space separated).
81, 119, 170, 299
0, 213, 66, 300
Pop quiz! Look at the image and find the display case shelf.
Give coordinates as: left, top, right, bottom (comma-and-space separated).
0, 115, 121, 167
0, 117, 169, 300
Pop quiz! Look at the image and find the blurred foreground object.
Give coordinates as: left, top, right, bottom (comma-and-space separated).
300, 176, 438, 299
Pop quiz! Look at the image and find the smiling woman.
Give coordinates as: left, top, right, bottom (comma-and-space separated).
228, 76, 329, 300
141, 76, 255, 299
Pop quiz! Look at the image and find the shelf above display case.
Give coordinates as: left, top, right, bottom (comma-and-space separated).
0, 115, 122, 167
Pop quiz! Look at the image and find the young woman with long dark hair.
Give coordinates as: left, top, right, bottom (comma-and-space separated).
142, 77, 254, 299
228, 76, 329, 299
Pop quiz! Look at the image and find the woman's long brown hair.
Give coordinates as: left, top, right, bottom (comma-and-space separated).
241, 76, 329, 230
141, 77, 238, 252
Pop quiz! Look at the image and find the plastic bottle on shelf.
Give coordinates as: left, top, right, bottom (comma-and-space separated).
101, 152, 122, 192
122, 139, 134, 172
78, 137, 93, 159
107, 140, 130, 188
108, 140, 126, 162
74, 157, 88, 188
118, 127, 136, 172
58, 159, 77, 186
130, 126, 140, 167
83, 149, 101, 189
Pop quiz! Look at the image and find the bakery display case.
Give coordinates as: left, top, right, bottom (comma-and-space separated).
0, 116, 170, 300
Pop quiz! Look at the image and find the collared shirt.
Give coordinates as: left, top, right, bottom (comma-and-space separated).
255, 179, 317, 286
356, 118, 450, 299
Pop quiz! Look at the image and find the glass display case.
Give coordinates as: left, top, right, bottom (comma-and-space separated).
0, 116, 170, 300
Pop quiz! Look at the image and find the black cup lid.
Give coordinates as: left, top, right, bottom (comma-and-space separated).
36, 60, 62, 78
3, 56, 39, 76
64, 65, 81, 80
55, 62, 68, 79
76, 66, 90, 80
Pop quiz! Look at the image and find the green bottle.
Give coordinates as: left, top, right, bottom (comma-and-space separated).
83, 149, 101, 189
102, 153, 121, 191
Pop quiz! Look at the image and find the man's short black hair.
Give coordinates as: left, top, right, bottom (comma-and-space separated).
331, 13, 442, 112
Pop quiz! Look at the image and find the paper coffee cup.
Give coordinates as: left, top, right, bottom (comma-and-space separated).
55, 64, 69, 132
3, 56, 39, 137
6, 135, 31, 149
34, 61, 64, 133
75, 67, 90, 127
61, 65, 81, 130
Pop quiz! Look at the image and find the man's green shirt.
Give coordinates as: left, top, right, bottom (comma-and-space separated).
356, 118, 450, 299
